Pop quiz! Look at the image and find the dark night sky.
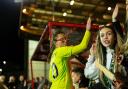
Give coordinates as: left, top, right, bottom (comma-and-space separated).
0, 0, 24, 72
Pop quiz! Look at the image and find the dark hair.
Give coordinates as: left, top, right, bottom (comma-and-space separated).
75, 55, 87, 65
72, 67, 84, 78
72, 67, 83, 74
72, 67, 89, 88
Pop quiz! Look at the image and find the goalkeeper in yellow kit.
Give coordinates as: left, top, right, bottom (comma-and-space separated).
49, 17, 91, 89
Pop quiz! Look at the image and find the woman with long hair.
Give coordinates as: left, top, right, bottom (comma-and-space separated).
84, 4, 127, 89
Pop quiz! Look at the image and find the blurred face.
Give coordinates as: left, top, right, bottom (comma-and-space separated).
0, 75, 5, 83
9, 76, 15, 82
71, 72, 80, 83
19, 75, 24, 81
55, 33, 67, 48
100, 27, 115, 48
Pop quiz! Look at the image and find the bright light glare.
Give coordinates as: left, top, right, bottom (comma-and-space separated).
22, 8, 27, 13
70, 0, 74, 5
3, 61, 6, 65
0, 68, 2, 72
63, 12, 67, 16
20, 26, 24, 30
107, 7, 111, 11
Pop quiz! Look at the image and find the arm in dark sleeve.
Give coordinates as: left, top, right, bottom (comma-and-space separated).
112, 21, 125, 40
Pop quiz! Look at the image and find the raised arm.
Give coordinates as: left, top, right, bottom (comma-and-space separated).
71, 17, 91, 55
112, 4, 119, 22
112, 4, 125, 40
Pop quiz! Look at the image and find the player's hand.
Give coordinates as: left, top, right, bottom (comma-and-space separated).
86, 17, 91, 31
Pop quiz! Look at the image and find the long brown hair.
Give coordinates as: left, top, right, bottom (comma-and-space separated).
95, 25, 124, 87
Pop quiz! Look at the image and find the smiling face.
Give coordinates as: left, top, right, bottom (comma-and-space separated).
100, 27, 115, 48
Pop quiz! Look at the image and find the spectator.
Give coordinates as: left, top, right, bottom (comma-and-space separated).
71, 67, 89, 89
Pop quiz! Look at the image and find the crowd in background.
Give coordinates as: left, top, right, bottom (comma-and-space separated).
0, 74, 51, 89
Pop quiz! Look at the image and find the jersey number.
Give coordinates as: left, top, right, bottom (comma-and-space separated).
52, 63, 58, 79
